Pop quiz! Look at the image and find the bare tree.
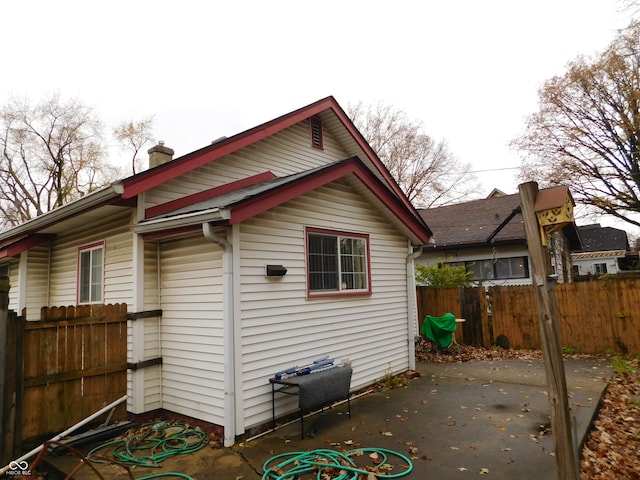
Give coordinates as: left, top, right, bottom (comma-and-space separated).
514, 21, 640, 228
0, 93, 121, 228
348, 101, 477, 208
113, 116, 155, 175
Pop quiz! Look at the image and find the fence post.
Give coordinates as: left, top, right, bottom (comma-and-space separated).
0, 276, 11, 464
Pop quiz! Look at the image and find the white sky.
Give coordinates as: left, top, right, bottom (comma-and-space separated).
1, 0, 636, 233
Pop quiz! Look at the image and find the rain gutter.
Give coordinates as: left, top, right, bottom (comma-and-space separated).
202, 222, 236, 447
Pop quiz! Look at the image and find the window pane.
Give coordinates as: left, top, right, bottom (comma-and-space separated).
91, 248, 103, 302
495, 259, 510, 279
481, 260, 495, 279
308, 234, 338, 291
510, 257, 527, 278
467, 261, 481, 280
79, 251, 91, 303
339, 237, 366, 290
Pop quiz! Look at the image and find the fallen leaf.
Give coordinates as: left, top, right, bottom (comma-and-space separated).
480, 467, 490, 474
458, 466, 468, 471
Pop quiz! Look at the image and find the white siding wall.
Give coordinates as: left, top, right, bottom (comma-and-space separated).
2, 261, 19, 312
572, 257, 620, 276
24, 245, 51, 319
158, 234, 225, 424
237, 180, 410, 430
145, 121, 349, 208
48, 209, 134, 308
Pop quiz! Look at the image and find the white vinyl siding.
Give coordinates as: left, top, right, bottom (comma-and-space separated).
24, 246, 51, 319
48, 209, 134, 308
145, 121, 348, 208
237, 180, 410, 430
1, 261, 19, 312
158, 234, 225, 424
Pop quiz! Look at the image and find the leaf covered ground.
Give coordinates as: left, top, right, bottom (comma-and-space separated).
416, 342, 640, 479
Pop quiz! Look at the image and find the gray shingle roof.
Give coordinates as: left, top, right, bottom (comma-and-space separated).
419, 193, 524, 248
576, 224, 629, 252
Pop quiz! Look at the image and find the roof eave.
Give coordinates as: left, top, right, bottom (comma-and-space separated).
133, 207, 231, 234
0, 183, 124, 242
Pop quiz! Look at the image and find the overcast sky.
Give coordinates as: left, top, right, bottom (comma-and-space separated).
1, 1, 635, 230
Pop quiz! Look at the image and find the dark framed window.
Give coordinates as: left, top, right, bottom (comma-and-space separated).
306, 227, 370, 296
454, 256, 529, 281
78, 242, 104, 304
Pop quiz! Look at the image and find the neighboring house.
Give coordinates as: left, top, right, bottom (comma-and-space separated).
417, 187, 581, 286
0, 96, 432, 445
571, 224, 631, 276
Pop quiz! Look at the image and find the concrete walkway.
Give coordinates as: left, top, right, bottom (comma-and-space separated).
42, 356, 612, 479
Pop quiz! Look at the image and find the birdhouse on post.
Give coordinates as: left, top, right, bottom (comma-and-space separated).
533, 186, 575, 246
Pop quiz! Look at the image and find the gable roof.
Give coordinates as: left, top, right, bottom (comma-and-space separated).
119, 96, 408, 205
419, 193, 524, 248
576, 224, 629, 252
419, 187, 582, 250
135, 157, 433, 245
0, 97, 433, 257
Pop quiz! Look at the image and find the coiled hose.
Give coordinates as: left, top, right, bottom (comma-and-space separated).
87, 421, 207, 478
262, 447, 414, 480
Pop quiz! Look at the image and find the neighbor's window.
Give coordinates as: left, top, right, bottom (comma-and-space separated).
306, 228, 370, 296
461, 256, 529, 281
594, 263, 608, 275
78, 242, 104, 304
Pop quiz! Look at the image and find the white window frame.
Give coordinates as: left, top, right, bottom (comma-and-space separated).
594, 262, 608, 275
305, 227, 371, 297
77, 242, 104, 304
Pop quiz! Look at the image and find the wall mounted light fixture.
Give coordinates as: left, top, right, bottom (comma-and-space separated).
265, 264, 287, 277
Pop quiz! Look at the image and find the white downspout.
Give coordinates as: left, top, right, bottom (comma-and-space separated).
406, 244, 424, 371
202, 222, 236, 447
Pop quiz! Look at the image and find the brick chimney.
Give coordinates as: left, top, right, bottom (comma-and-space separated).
148, 141, 174, 168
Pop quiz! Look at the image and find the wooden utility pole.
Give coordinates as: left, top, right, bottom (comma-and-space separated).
519, 182, 578, 480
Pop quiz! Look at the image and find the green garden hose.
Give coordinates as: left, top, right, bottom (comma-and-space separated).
87, 421, 208, 469
262, 447, 414, 480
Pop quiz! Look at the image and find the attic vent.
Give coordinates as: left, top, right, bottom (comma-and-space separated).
310, 117, 323, 150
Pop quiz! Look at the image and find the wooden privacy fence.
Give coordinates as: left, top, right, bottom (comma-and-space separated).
1, 302, 128, 462
417, 278, 640, 354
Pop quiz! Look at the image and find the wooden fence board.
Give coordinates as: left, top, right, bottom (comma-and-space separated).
16, 304, 128, 444
417, 278, 640, 354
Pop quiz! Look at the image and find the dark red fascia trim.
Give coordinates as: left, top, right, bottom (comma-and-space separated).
229, 158, 432, 245
0, 233, 55, 259
145, 171, 276, 219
